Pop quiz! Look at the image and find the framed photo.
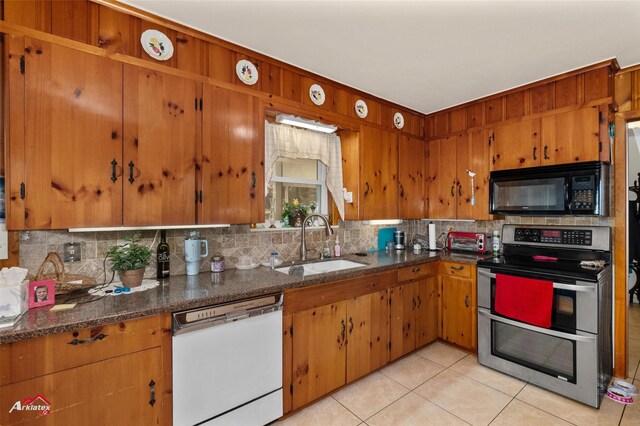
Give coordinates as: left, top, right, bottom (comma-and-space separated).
28, 280, 55, 308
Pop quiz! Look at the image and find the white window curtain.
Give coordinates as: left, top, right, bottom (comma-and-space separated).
265, 121, 345, 220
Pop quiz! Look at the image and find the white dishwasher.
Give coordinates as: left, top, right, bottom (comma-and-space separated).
172, 294, 283, 426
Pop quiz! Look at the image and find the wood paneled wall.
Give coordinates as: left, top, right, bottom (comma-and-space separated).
2, 0, 424, 138
612, 64, 640, 378
425, 63, 616, 139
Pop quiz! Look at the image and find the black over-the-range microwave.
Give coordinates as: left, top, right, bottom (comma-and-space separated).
489, 161, 609, 216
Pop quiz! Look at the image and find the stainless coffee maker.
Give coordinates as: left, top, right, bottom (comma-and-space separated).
394, 231, 405, 250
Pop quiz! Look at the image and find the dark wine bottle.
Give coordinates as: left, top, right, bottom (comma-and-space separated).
156, 230, 170, 279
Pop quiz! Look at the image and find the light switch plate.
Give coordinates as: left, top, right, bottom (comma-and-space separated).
343, 188, 354, 203
0, 223, 7, 260
63, 242, 82, 262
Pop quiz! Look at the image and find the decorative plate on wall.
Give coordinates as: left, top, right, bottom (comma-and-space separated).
309, 84, 326, 106
235, 60, 259, 85
355, 99, 368, 118
393, 112, 405, 129
140, 29, 174, 61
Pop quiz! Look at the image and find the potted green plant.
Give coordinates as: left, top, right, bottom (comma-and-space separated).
106, 233, 152, 288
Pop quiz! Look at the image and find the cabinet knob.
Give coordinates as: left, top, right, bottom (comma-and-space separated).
412, 267, 421, 273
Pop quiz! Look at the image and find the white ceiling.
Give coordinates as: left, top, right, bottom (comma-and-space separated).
120, 0, 640, 114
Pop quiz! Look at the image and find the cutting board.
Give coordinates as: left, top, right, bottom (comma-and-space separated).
377, 227, 397, 250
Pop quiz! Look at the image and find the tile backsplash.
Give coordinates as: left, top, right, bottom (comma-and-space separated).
18, 220, 429, 282
17, 215, 614, 283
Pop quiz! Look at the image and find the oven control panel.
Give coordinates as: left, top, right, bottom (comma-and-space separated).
513, 228, 592, 245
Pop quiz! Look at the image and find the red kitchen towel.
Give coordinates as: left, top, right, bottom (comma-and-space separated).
494, 274, 553, 328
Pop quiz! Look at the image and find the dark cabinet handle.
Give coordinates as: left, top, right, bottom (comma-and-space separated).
111, 159, 118, 183
412, 267, 421, 273
128, 161, 135, 184
20, 182, 25, 200
348, 317, 354, 334
532, 146, 537, 160
364, 182, 370, 194
251, 172, 256, 189
417, 295, 422, 308
341, 319, 346, 339
450, 185, 454, 197
148, 380, 156, 407
543, 145, 550, 160
450, 265, 465, 271
464, 295, 470, 308
412, 297, 416, 310
458, 184, 462, 197
67, 333, 107, 346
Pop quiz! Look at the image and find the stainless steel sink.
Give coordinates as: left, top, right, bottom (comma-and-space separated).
275, 259, 367, 276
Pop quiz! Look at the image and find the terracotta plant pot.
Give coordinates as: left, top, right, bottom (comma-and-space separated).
119, 267, 146, 288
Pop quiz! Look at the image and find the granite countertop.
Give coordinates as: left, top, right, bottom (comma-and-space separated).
0, 250, 488, 344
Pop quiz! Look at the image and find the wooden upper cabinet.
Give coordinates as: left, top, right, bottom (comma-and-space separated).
490, 118, 541, 171
541, 107, 600, 165
427, 136, 457, 219
123, 65, 198, 226
360, 126, 399, 220
14, 38, 123, 230
457, 130, 491, 220
200, 86, 264, 224
398, 135, 426, 219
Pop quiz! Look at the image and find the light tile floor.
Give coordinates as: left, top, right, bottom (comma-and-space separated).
280, 318, 640, 426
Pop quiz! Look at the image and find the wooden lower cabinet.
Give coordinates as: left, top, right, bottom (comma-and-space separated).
389, 275, 438, 361
292, 301, 347, 410
440, 262, 477, 351
0, 348, 163, 425
0, 314, 170, 425
346, 290, 389, 383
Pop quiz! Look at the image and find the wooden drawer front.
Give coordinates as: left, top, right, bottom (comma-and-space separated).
0, 315, 164, 386
441, 261, 472, 278
398, 262, 438, 283
0, 348, 162, 426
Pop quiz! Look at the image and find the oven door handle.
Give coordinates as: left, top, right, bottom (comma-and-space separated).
478, 270, 594, 293
478, 309, 596, 343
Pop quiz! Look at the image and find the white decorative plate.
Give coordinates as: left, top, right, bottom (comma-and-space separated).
140, 29, 174, 61
309, 84, 325, 106
355, 99, 368, 118
235, 59, 259, 85
393, 112, 405, 129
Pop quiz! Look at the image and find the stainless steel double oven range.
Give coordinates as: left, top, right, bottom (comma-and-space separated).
477, 224, 612, 408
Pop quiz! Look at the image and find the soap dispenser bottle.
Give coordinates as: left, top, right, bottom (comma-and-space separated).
334, 237, 341, 257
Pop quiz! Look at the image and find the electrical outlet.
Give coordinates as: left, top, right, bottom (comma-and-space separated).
63, 242, 82, 262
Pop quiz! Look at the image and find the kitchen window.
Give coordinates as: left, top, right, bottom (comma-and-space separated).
265, 158, 328, 225
264, 120, 345, 226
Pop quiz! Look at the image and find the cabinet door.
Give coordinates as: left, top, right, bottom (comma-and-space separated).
441, 275, 473, 349
201, 86, 264, 224
123, 65, 198, 226
457, 130, 491, 220
292, 302, 346, 410
398, 135, 426, 219
388, 283, 416, 361
0, 348, 162, 425
490, 118, 541, 171
18, 38, 123, 229
541, 107, 600, 165
346, 290, 389, 383
427, 136, 457, 219
415, 276, 438, 348
361, 126, 398, 219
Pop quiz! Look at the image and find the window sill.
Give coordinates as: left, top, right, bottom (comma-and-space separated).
251, 225, 339, 233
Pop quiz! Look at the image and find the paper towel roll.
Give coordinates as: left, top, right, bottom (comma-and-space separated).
428, 222, 437, 250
